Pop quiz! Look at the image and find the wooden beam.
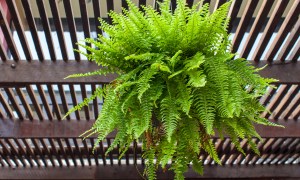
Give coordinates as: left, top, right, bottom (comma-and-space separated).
255, 61, 300, 84
0, 61, 299, 86
0, 61, 117, 86
0, 118, 96, 138
0, 165, 299, 179
0, 118, 298, 138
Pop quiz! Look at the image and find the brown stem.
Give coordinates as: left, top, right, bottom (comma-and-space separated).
145, 131, 153, 149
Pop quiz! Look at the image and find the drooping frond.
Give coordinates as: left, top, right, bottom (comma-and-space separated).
204, 55, 231, 117
63, 87, 103, 120
160, 96, 180, 142
143, 147, 156, 180
200, 128, 221, 164
64, 67, 119, 79
157, 138, 176, 168
193, 87, 216, 135
137, 67, 158, 101
192, 158, 203, 175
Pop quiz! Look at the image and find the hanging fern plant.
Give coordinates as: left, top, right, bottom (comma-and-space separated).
65, 0, 281, 179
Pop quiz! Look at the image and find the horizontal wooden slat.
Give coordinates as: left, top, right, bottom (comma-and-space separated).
0, 61, 299, 86
256, 62, 300, 84
0, 118, 298, 138
0, 119, 109, 138
0, 61, 117, 85
0, 165, 300, 179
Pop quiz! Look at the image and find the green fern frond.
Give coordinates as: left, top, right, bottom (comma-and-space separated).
158, 138, 176, 168
237, 118, 261, 140
125, 53, 161, 62
168, 70, 184, 79
64, 68, 117, 79
90, 86, 121, 143
192, 159, 203, 175
137, 68, 158, 101
224, 121, 245, 155
202, 139, 221, 164
105, 122, 128, 155
143, 147, 156, 180
137, 95, 154, 137
169, 50, 183, 68
247, 137, 260, 155
121, 90, 138, 113
227, 75, 244, 116
204, 56, 231, 117
184, 52, 205, 71
158, 0, 172, 21
193, 88, 216, 135
174, 77, 193, 115
63, 87, 103, 120
181, 118, 201, 153
186, 69, 206, 87
144, 5, 169, 41
251, 117, 284, 128
151, 62, 172, 73
160, 96, 180, 142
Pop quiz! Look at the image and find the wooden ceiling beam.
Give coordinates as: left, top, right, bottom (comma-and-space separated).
0, 164, 300, 179
0, 118, 299, 138
0, 61, 299, 86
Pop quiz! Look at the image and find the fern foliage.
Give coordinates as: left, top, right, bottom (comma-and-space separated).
67, 0, 281, 179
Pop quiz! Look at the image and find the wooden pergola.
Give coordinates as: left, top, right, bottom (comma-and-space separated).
0, 0, 299, 179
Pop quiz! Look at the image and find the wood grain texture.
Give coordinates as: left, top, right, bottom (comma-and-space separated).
0, 61, 298, 86
0, 118, 297, 138
0, 165, 299, 179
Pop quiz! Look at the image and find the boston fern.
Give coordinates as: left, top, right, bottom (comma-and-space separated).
64, 0, 281, 179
